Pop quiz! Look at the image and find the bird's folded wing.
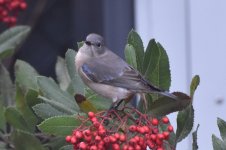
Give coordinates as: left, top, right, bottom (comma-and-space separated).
81, 58, 161, 92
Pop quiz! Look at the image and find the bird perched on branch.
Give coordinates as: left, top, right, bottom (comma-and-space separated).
75, 33, 177, 109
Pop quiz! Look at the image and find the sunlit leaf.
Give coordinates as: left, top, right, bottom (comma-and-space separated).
190, 75, 200, 99
125, 44, 137, 69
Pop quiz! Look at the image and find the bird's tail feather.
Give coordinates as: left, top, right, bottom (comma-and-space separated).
159, 91, 178, 100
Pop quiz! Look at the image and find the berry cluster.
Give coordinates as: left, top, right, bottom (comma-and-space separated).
0, 0, 27, 26
66, 108, 174, 150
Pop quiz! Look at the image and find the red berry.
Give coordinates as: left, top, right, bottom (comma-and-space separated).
0, 0, 5, 4
70, 136, 77, 144
98, 129, 106, 136
153, 128, 159, 134
122, 144, 129, 150
156, 138, 163, 145
114, 133, 120, 139
129, 125, 137, 132
65, 135, 71, 143
93, 121, 100, 128
157, 147, 164, 150
150, 134, 157, 141
104, 136, 110, 144
129, 138, 136, 145
163, 131, 170, 139
168, 125, 174, 132
157, 133, 164, 140
152, 118, 159, 126
134, 136, 140, 142
91, 117, 98, 122
88, 112, 95, 118
128, 145, 134, 150
137, 126, 145, 134
143, 126, 150, 133
20, 2, 27, 10
83, 129, 91, 136
112, 143, 120, 150
134, 144, 141, 150
90, 145, 98, 150
84, 135, 92, 143
110, 136, 117, 143
79, 142, 87, 149
162, 116, 169, 124
95, 135, 102, 142
119, 133, 126, 142
75, 131, 83, 139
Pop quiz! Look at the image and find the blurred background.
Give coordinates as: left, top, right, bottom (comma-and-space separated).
1, 0, 226, 149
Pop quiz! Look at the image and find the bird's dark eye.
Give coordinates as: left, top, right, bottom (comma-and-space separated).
85, 41, 91, 46
96, 42, 101, 47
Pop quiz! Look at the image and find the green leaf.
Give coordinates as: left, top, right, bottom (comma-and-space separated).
15, 85, 37, 131
143, 39, 160, 75
127, 29, 144, 72
147, 43, 171, 91
124, 44, 137, 69
176, 104, 194, 143
45, 137, 67, 150
33, 103, 67, 119
15, 60, 39, 93
85, 88, 112, 110
159, 121, 176, 148
0, 102, 6, 131
5, 107, 32, 132
149, 92, 191, 116
77, 41, 84, 49
25, 89, 41, 109
65, 49, 85, 95
190, 75, 200, 99
217, 118, 226, 141
212, 134, 226, 150
192, 124, 200, 150
37, 76, 79, 113
11, 130, 45, 150
0, 49, 14, 60
59, 145, 73, 150
56, 56, 71, 91
0, 26, 31, 60
0, 63, 15, 106
38, 116, 82, 136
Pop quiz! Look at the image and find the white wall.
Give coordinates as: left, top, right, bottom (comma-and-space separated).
135, 0, 226, 149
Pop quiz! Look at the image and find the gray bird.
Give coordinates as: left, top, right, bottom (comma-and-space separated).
75, 33, 177, 108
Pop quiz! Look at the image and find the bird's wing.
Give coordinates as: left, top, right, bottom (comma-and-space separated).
80, 51, 161, 92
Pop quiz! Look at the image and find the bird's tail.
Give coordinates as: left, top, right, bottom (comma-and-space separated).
159, 91, 178, 100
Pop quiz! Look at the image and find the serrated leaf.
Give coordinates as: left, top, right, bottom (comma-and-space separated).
148, 43, 171, 91
75, 94, 98, 113
33, 103, 67, 119
124, 44, 137, 69
176, 104, 194, 143
45, 137, 67, 150
192, 124, 200, 150
56, 57, 71, 91
37, 76, 79, 113
0, 26, 30, 60
65, 49, 85, 95
0, 63, 14, 106
5, 107, 32, 132
212, 134, 226, 150
85, 88, 112, 110
217, 118, 226, 141
11, 129, 45, 150
15, 85, 37, 131
127, 29, 144, 72
38, 116, 82, 136
59, 145, 73, 150
190, 75, 200, 99
149, 92, 191, 116
143, 39, 160, 75
15, 60, 39, 93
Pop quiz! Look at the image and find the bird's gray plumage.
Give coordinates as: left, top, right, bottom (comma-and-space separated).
75, 33, 177, 102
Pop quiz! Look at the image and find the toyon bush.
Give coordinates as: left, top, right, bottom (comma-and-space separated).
0, 25, 225, 150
